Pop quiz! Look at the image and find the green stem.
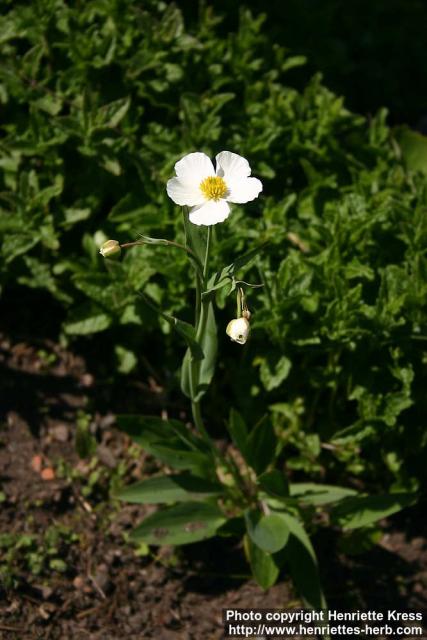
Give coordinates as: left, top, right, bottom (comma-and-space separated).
203, 226, 212, 282
195, 273, 201, 327
236, 287, 242, 318
120, 239, 203, 278
188, 226, 247, 497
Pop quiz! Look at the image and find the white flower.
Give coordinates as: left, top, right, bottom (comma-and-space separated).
166, 151, 263, 226
226, 317, 251, 345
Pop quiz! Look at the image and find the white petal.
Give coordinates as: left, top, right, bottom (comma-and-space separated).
215, 151, 251, 181
166, 177, 204, 206
189, 199, 230, 226
175, 152, 215, 185
226, 317, 250, 344
226, 177, 263, 204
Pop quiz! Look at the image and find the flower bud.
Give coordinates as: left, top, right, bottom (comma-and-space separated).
99, 239, 121, 258
226, 317, 250, 345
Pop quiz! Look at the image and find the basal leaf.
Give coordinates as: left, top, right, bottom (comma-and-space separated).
227, 409, 249, 459
244, 509, 290, 554
246, 417, 277, 475
130, 502, 226, 546
258, 470, 289, 498
279, 512, 326, 609
289, 483, 357, 506
244, 534, 280, 591
116, 474, 223, 504
331, 493, 418, 530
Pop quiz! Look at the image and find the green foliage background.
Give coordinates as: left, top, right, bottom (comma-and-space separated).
1, 0, 427, 492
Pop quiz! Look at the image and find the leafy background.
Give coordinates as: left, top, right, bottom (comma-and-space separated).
1, 0, 427, 497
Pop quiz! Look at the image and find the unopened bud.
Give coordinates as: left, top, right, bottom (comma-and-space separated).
226, 317, 250, 345
99, 239, 121, 258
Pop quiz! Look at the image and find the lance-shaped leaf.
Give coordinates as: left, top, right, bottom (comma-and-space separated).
245, 416, 277, 475
116, 415, 212, 475
180, 301, 217, 401
258, 470, 289, 498
180, 348, 192, 399
289, 483, 358, 506
115, 474, 223, 504
279, 512, 326, 609
193, 300, 218, 401
244, 509, 290, 553
227, 409, 249, 459
117, 415, 206, 451
331, 493, 418, 530
130, 502, 226, 546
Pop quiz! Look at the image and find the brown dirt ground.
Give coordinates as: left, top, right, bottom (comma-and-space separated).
0, 333, 427, 639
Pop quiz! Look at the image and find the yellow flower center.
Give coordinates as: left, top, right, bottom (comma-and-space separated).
199, 176, 227, 201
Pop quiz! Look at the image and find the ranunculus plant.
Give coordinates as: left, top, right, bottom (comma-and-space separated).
101, 151, 417, 607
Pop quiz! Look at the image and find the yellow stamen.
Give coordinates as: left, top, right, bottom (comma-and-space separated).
199, 176, 227, 201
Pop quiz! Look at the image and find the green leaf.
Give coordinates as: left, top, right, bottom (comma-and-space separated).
171, 320, 202, 359
33, 94, 63, 116
117, 415, 204, 451
194, 301, 218, 401
115, 345, 137, 374
95, 97, 130, 129
246, 417, 277, 474
244, 509, 290, 553
395, 126, 427, 175
202, 242, 268, 299
115, 474, 223, 504
289, 483, 357, 506
244, 534, 280, 590
130, 502, 226, 546
255, 354, 292, 391
227, 409, 249, 458
282, 55, 307, 72
64, 303, 112, 335
331, 493, 417, 530
143, 446, 210, 472
279, 512, 326, 608
140, 292, 203, 360
180, 348, 192, 398
183, 212, 206, 265
75, 414, 96, 459
116, 415, 211, 474
2, 232, 40, 264
258, 470, 289, 498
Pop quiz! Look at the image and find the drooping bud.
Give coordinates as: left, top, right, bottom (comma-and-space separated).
226, 317, 250, 345
99, 239, 121, 258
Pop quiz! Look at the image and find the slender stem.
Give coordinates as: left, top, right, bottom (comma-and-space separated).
236, 287, 242, 318
191, 399, 211, 445
120, 239, 203, 276
195, 274, 201, 326
203, 226, 212, 282
186, 226, 246, 498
